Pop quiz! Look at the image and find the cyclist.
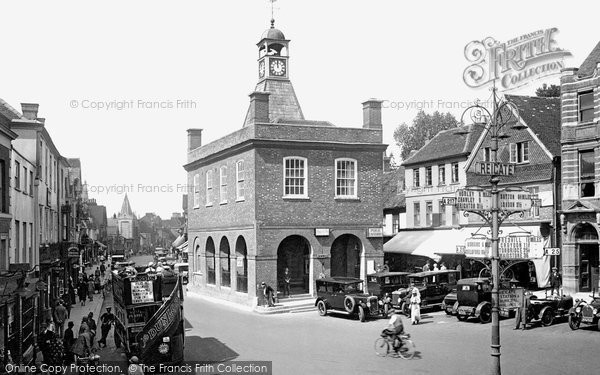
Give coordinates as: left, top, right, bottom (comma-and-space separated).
382, 310, 405, 354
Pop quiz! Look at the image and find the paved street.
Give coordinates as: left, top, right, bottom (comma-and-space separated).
182, 293, 600, 375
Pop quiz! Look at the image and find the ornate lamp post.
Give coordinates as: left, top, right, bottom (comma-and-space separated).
456, 86, 526, 375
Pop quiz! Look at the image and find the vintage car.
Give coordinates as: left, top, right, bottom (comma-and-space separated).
315, 277, 379, 322
441, 291, 457, 315
568, 294, 600, 330
367, 272, 410, 316
528, 294, 573, 327
452, 278, 515, 323
392, 270, 460, 315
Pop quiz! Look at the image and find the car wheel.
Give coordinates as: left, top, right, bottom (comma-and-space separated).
344, 296, 356, 313
317, 300, 327, 317
479, 304, 492, 324
401, 302, 411, 317
358, 305, 366, 322
541, 308, 554, 327
569, 315, 580, 330
457, 314, 468, 322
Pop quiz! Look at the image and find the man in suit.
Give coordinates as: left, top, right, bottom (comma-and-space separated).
549, 267, 562, 296
515, 290, 532, 330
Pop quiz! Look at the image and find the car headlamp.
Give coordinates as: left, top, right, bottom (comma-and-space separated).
593, 308, 598, 315
576, 307, 582, 313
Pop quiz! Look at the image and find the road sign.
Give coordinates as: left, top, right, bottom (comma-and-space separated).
455, 189, 492, 211
544, 248, 561, 256
442, 197, 456, 206
475, 162, 516, 176
463, 236, 544, 259
499, 191, 536, 211
499, 288, 523, 309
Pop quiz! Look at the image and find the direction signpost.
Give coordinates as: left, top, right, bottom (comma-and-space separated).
454, 188, 538, 212
475, 162, 516, 176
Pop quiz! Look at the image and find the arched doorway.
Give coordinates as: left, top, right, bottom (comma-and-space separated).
573, 223, 599, 292
330, 234, 361, 278
206, 237, 216, 285
235, 236, 248, 293
220, 237, 231, 287
277, 235, 310, 295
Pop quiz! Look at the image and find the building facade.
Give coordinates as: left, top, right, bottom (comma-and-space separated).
185, 20, 386, 306
560, 41, 600, 294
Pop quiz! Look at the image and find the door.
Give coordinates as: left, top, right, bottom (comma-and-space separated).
580, 244, 599, 292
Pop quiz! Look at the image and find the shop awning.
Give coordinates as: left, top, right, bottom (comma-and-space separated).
172, 235, 186, 249
177, 241, 188, 252
384, 229, 468, 260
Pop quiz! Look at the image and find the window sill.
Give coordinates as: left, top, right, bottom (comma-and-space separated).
334, 196, 360, 201
235, 198, 245, 202
220, 201, 228, 205
205, 203, 213, 207
193, 205, 200, 209
578, 120, 595, 126
283, 196, 310, 200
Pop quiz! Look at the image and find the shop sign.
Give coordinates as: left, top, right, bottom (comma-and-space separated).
315, 228, 330, 237
236, 258, 244, 268
131, 280, 154, 304
68, 247, 80, 258
499, 288, 523, 309
367, 227, 383, 238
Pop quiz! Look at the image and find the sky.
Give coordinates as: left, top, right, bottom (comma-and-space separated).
0, 0, 598, 218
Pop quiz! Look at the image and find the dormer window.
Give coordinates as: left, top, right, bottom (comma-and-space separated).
579, 91, 594, 123
509, 142, 529, 164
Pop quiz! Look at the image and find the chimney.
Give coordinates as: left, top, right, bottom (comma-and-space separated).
362, 99, 383, 129
187, 129, 203, 151
248, 91, 270, 124
21, 103, 39, 120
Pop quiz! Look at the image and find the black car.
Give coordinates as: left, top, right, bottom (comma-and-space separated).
528, 295, 573, 327
392, 270, 460, 315
315, 277, 379, 322
452, 278, 514, 323
569, 294, 600, 330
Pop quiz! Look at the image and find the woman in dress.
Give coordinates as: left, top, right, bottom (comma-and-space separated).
409, 287, 421, 325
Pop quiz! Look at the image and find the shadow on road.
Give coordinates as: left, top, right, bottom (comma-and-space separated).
185, 335, 239, 362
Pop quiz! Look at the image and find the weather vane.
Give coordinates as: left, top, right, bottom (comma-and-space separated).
269, 0, 278, 24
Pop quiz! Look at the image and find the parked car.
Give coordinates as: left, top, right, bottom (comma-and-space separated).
315, 277, 379, 322
451, 278, 515, 323
367, 271, 410, 316
568, 294, 600, 330
528, 294, 573, 327
441, 291, 457, 315
392, 270, 460, 315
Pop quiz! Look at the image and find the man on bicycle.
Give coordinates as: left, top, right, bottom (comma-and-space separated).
382, 310, 405, 353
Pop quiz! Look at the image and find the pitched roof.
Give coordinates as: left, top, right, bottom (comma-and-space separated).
0, 98, 22, 120
504, 95, 561, 157
244, 78, 304, 126
578, 41, 600, 78
382, 167, 405, 210
402, 125, 483, 166
120, 194, 133, 217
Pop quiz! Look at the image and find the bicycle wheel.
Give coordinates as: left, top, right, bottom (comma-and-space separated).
398, 339, 416, 359
374, 337, 390, 357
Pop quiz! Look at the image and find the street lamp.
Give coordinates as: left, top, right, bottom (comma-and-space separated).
456, 86, 523, 375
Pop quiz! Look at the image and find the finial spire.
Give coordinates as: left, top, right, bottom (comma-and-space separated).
269, 0, 277, 27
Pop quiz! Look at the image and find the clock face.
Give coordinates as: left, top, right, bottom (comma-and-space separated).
259, 60, 265, 78
270, 59, 286, 76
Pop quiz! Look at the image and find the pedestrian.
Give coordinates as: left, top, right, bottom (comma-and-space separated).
456, 262, 462, 279
72, 324, 93, 360
94, 267, 101, 279
69, 282, 76, 309
515, 290, 532, 330
283, 268, 291, 297
78, 317, 89, 335
409, 286, 421, 325
53, 301, 68, 339
88, 278, 95, 301
62, 292, 72, 319
440, 262, 447, 271
94, 275, 101, 294
37, 322, 53, 364
78, 281, 87, 306
432, 263, 439, 271
63, 321, 76, 364
549, 267, 561, 296
261, 282, 275, 307
98, 307, 115, 348
422, 260, 432, 272
87, 312, 97, 346
100, 262, 106, 275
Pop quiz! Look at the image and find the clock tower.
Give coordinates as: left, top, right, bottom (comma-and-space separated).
257, 19, 289, 80
244, 19, 304, 126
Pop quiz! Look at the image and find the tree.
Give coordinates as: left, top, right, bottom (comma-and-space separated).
393, 110, 459, 160
535, 83, 560, 97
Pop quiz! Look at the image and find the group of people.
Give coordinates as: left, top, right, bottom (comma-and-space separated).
422, 259, 448, 272
77, 263, 108, 305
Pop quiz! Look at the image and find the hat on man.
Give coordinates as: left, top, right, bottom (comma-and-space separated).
552, 267, 558, 271
130, 356, 139, 363
106, 307, 112, 311
261, 282, 266, 286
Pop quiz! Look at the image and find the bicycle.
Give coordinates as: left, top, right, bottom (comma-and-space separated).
374, 333, 415, 359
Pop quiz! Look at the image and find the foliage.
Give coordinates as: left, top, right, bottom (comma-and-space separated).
393, 110, 459, 160
535, 83, 560, 97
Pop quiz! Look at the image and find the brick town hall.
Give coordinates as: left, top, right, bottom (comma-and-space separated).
184, 19, 387, 306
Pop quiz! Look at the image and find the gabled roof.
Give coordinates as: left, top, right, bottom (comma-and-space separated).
578, 41, 600, 78
0, 98, 22, 120
402, 125, 483, 166
505, 95, 561, 157
120, 194, 133, 217
382, 167, 405, 210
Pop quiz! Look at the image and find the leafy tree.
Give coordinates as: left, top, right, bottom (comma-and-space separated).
393, 110, 459, 160
535, 83, 560, 97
